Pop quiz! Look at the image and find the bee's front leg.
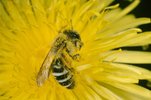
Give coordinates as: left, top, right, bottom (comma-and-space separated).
66, 49, 80, 61
72, 54, 80, 61
65, 41, 80, 61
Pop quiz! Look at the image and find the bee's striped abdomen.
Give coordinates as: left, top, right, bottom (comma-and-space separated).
52, 58, 75, 89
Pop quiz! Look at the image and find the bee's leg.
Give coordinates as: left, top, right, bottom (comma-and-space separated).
72, 54, 80, 61
66, 48, 80, 61
60, 51, 72, 67
64, 41, 80, 61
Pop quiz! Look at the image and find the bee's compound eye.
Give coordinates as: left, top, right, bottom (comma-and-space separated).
63, 30, 80, 39
72, 33, 80, 39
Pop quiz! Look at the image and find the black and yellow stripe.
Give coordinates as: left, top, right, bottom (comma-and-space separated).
52, 58, 75, 89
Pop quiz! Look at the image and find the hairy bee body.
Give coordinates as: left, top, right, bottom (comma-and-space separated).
52, 58, 74, 89
37, 30, 83, 89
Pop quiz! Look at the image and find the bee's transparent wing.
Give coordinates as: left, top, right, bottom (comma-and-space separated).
37, 52, 55, 86
37, 40, 66, 86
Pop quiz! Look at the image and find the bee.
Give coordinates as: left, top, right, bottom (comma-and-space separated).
37, 30, 83, 89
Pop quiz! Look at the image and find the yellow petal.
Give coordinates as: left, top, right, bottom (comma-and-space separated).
103, 82, 151, 99
102, 50, 151, 64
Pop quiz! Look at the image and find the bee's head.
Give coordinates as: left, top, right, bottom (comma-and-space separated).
63, 30, 83, 50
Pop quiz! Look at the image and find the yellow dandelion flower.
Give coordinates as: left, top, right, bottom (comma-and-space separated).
1, 0, 151, 100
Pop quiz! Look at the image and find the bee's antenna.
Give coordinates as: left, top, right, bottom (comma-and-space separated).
69, 19, 73, 30
57, 11, 74, 33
